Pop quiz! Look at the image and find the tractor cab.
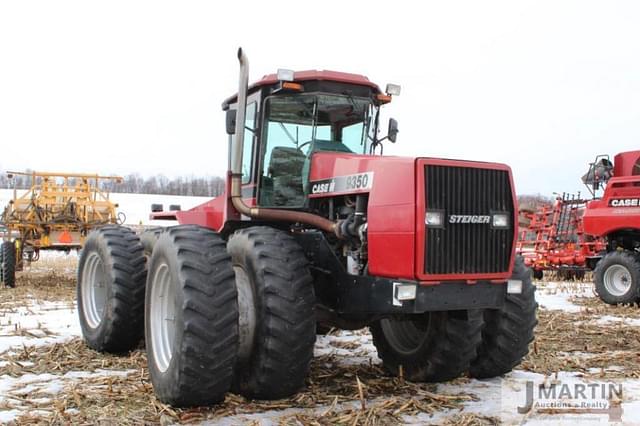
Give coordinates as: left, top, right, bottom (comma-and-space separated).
222, 69, 399, 209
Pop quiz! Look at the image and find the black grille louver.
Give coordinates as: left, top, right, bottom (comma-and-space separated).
425, 165, 514, 275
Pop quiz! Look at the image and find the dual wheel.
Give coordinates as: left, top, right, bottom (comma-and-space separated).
371, 256, 538, 381
78, 225, 315, 406
78, 225, 537, 407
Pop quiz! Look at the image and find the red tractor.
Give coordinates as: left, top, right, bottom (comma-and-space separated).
76, 49, 537, 406
583, 150, 640, 304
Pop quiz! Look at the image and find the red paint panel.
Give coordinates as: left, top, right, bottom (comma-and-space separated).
175, 172, 241, 231
583, 174, 640, 237
613, 150, 640, 177
368, 233, 415, 278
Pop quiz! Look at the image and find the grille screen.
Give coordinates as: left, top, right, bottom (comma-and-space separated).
425, 165, 514, 275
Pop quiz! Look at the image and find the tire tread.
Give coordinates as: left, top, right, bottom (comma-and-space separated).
228, 226, 316, 400
470, 257, 538, 378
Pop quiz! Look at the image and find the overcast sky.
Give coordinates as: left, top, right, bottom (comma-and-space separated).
1, 1, 639, 195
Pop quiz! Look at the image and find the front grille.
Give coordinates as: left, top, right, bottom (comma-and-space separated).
425, 165, 514, 275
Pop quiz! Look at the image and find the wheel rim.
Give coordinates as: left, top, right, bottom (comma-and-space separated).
380, 316, 431, 356
81, 252, 109, 328
603, 264, 633, 297
150, 262, 176, 373
234, 266, 256, 362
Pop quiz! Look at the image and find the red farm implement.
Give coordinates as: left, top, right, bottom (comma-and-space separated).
582, 150, 640, 304
517, 192, 606, 280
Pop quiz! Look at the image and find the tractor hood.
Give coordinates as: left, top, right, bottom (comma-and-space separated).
308, 151, 518, 282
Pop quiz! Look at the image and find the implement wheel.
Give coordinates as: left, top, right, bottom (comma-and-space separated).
594, 251, 640, 305
1, 241, 16, 288
371, 310, 483, 382
77, 226, 146, 352
145, 225, 238, 406
227, 226, 316, 400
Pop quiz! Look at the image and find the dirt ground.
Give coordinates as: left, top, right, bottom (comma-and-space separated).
1, 255, 640, 425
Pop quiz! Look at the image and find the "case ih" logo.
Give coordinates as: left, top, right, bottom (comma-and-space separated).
610, 198, 640, 207
448, 215, 491, 224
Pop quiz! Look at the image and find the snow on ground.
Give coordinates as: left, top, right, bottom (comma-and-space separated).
0, 252, 79, 355
0, 369, 136, 423
534, 281, 594, 313
594, 315, 640, 327
314, 330, 379, 365
435, 371, 640, 425
0, 300, 78, 354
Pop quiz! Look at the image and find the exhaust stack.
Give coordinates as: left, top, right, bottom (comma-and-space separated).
229, 48, 341, 236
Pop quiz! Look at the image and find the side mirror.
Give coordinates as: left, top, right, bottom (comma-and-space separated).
226, 109, 237, 135
388, 118, 399, 143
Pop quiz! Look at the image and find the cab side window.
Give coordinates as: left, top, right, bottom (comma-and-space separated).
241, 102, 257, 184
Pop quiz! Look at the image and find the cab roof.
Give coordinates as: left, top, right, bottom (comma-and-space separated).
222, 70, 382, 110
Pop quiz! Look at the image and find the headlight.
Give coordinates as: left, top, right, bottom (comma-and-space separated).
385, 83, 402, 96
277, 68, 295, 82
492, 213, 510, 228
425, 211, 444, 227
507, 279, 523, 294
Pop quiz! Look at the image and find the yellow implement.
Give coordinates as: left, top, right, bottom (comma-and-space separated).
1, 171, 123, 273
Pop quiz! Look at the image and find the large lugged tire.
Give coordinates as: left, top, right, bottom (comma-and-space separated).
1, 241, 16, 288
140, 227, 165, 257
77, 226, 146, 352
470, 257, 537, 378
145, 225, 238, 407
594, 251, 640, 305
370, 310, 483, 382
227, 226, 316, 400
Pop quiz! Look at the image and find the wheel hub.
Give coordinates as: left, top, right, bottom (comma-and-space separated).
603, 264, 633, 297
234, 266, 256, 362
150, 262, 176, 373
81, 252, 109, 328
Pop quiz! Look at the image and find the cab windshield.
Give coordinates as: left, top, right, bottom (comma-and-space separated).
259, 93, 374, 207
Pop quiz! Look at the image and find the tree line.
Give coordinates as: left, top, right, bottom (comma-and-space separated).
517, 193, 555, 211
0, 170, 226, 197
0, 168, 563, 203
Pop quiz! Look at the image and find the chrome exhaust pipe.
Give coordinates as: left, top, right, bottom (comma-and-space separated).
231, 48, 249, 179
